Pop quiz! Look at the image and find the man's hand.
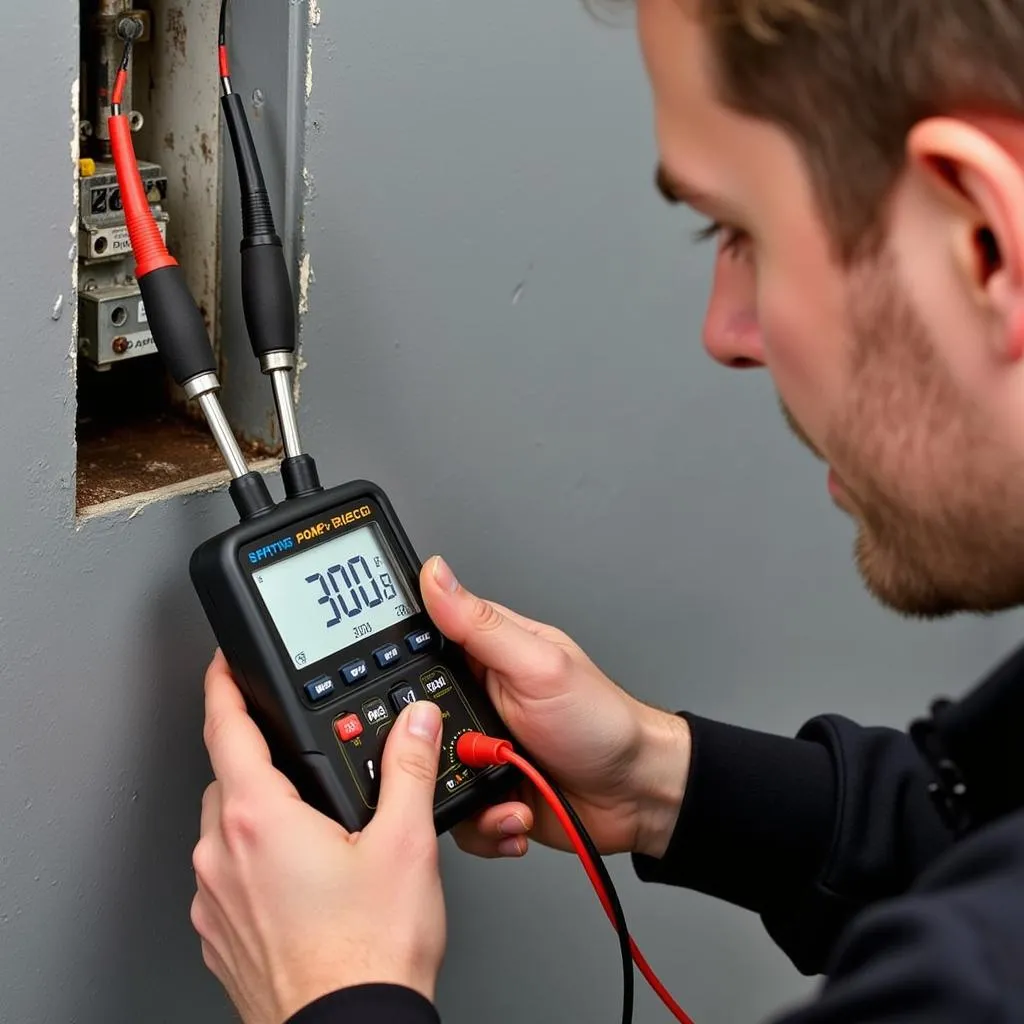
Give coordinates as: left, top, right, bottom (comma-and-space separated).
420, 557, 691, 862
191, 652, 446, 1024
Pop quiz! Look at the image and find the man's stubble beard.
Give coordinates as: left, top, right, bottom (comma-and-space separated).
784, 248, 1024, 618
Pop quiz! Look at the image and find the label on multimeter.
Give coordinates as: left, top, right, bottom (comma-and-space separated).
190, 482, 517, 835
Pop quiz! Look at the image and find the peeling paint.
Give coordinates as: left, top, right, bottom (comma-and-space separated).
298, 251, 314, 316
51, 296, 65, 321
306, 0, 320, 99
302, 166, 319, 203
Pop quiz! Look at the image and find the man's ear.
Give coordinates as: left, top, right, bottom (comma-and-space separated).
906, 116, 1024, 361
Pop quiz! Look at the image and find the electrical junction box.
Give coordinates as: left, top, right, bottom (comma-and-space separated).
74, 0, 303, 515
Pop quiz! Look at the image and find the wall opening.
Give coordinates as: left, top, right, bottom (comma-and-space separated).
75, 0, 281, 516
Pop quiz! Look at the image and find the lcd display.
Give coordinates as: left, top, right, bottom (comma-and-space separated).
252, 523, 419, 668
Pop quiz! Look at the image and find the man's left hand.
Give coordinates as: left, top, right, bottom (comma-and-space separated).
190, 651, 447, 1024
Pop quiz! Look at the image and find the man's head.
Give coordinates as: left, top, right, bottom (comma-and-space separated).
635, 0, 1024, 617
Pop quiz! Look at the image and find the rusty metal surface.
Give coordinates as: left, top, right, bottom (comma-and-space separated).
76, 411, 272, 509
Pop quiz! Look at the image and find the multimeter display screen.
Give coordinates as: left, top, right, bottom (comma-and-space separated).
252, 523, 419, 669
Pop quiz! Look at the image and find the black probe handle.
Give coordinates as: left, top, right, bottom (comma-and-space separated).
222, 92, 297, 359
241, 243, 297, 359
138, 265, 217, 386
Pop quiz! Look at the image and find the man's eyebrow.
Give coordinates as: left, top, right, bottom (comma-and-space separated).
655, 163, 699, 204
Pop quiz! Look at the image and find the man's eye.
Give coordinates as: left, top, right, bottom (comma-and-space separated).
692, 220, 750, 257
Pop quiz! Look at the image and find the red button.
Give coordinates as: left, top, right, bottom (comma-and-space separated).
334, 714, 363, 742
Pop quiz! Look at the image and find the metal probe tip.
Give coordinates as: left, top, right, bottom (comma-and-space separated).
261, 353, 303, 460
184, 373, 252, 480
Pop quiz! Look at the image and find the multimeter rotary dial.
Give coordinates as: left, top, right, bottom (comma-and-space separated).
448, 727, 474, 767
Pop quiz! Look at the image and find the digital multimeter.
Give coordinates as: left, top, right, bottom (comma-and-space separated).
190, 480, 518, 833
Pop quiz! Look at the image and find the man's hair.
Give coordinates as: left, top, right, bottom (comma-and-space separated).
685, 1, 1024, 260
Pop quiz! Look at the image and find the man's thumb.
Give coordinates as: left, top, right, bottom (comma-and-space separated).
374, 699, 443, 834
420, 556, 548, 676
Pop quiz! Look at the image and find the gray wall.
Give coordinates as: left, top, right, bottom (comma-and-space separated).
3, 1, 1023, 1022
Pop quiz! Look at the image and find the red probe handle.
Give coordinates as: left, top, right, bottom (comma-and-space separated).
109, 114, 177, 279
455, 733, 513, 767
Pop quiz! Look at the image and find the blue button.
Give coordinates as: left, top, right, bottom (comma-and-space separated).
373, 644, 402, 669
304, 676, 336, 703
341, 660, 368, 685
405, 629, 435, 654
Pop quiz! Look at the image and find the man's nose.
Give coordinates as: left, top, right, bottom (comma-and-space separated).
701, 249, 764, 369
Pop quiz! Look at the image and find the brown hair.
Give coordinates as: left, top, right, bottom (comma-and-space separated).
646, 1, 1024, 260
598, 1, 1024, 260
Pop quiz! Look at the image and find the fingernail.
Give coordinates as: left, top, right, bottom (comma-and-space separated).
407, 699, 442, 741
432, 556, 459, 594
498, 814, 529, 836
498, 836, 526, 857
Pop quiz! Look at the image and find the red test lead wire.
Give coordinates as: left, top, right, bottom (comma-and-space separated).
112, 67, 127, 108
456, 733, 696, 1024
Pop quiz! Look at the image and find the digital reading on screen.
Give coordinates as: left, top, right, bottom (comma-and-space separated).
252, 524, 419, 668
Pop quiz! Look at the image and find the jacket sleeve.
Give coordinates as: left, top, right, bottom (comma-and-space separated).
632, 712, 955, 974
766, 810, 1024, 1023
285, 984, 440, 1024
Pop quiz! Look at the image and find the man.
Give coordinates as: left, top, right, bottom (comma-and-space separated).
188, 0, 1024, 1020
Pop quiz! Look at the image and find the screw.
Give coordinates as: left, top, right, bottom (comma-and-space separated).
112, 336, 129, 355
128, 110, 145, 132
117, 16, 144, 42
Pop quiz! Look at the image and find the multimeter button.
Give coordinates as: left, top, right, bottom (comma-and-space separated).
389, 684, 418, 714
405, 629, 435, 654
373, 644, 402, 669
362, 696, 391, 727
334, 714, 364, 743
421, 670, 451, 699
304, 676, 336, 703
340, 659, 369, 685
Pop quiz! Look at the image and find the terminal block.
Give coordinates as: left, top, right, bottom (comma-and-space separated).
77, 2, 166, 372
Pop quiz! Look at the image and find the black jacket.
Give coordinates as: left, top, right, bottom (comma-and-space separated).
287, 643, 1024, 1024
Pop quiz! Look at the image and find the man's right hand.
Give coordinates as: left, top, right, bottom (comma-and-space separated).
420, 556, 691, 861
